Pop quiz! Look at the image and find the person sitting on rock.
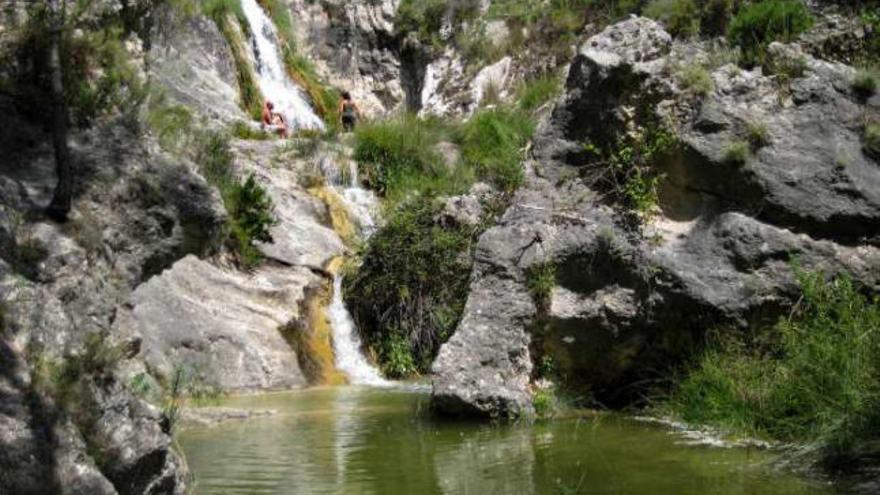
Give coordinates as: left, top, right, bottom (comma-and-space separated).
338, 91, 360, 132
262, 100, 289, 138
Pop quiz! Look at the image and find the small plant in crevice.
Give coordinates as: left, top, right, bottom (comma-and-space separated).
865, 123, 880, 159
723, 140, 750, 165
676, 62, 715, 96
853, 67, 879, 99
533, 387, 560, 419
516, 74, 562, 112
746, 121, 771, 150
581, 123, 677, 221
526, 262, 556, 314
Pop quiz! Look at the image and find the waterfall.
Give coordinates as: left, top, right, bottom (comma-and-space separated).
328, 275, 388, 386
326, 162, 387, 386
240, 0, 324, 131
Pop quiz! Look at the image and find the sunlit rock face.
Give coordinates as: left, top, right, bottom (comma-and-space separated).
432, 16, 880, 418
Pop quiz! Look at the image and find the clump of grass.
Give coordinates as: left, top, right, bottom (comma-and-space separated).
746, 121, 771, 149
853, 67, 878, 99
206, 1, 263, 119
354, 114, 462, 202
456, 107, 535, 191
865, 123, 880, 159
343, 197, 478, 377
231, 121, 272, 140
723, 140, 750, 164
517, 74, 562, 111
659, 270, 880, 471
677, 62, 715, 96
727, 0, 814, 67
526, 262, 556, 314
533, 387, 560, 419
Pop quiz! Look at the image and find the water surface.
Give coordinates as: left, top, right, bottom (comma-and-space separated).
178, 387, 840, 495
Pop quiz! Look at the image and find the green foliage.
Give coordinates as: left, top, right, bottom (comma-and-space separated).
533, 387, 561, 419
676, 62, 715, 95
746, 121, 771, 149
728, 1, 814, 66
225, 174, 277, 268
644, 0, 700, 38
865, 123, 880, 159
723, 140, 750, 164
195, 132, 277, 269
517, 75, 563, 111
231, 121, 272, 140
585, 124, 676, 217
148, 99, 194, 151
853, 67, 879, 99
354, 114, 469, 202
203, 0, 250, 35
526, 263, 556, 313
344, 197, 478, 377
456, 107, 535, 191
660, 271, 880, 470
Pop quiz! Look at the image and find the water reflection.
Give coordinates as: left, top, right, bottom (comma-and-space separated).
178, 387, 840, 495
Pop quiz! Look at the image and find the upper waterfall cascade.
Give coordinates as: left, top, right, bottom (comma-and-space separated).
240, 0, 324, 130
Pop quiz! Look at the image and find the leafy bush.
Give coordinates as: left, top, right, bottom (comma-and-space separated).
344, 197, 479, 377
533, 388, 559, 419
728, 0, 814, 66
644, 0, 700, 38
195, 132, 276, 268
676, 62, 715, 95
660, 270, 880, 471
456, 107, 535, 191
723, 140, 750, 164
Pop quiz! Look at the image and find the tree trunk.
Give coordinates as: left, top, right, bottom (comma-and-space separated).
46, 0, 72, 222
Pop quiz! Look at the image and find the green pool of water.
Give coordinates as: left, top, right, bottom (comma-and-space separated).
178, 386, 841, 495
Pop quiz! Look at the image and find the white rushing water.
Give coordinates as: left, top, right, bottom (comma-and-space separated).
328, 275, 388, 386
326, 161, 388, 386
240, 0, 324, 131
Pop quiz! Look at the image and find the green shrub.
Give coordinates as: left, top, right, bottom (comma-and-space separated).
456, 107, 535, 191
343, 197, 478, 377
195, 132, 277, 269
865, 123, 880, 159
533, 387, 561, 419
853, 67, 878, 98
677, 63, 715, 95
723, 140, 750, 164
517, 75, 563, 111
660, 270, 880, 470
728, 0, 814, 66
624, 170, 662, 215
644, 0, 700, 38
224, 174, 276, 268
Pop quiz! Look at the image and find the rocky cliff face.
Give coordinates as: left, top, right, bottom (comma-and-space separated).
432, 17, 880, 418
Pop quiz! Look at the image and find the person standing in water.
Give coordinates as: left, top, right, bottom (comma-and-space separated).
262, 100, 289, 138
339, 92, 360, 132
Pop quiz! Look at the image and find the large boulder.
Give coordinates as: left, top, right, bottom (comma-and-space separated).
116, 255, 316, 391
432, 17, 880, 418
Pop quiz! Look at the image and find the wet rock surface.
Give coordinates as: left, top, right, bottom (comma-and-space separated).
432, 17, 880, 418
